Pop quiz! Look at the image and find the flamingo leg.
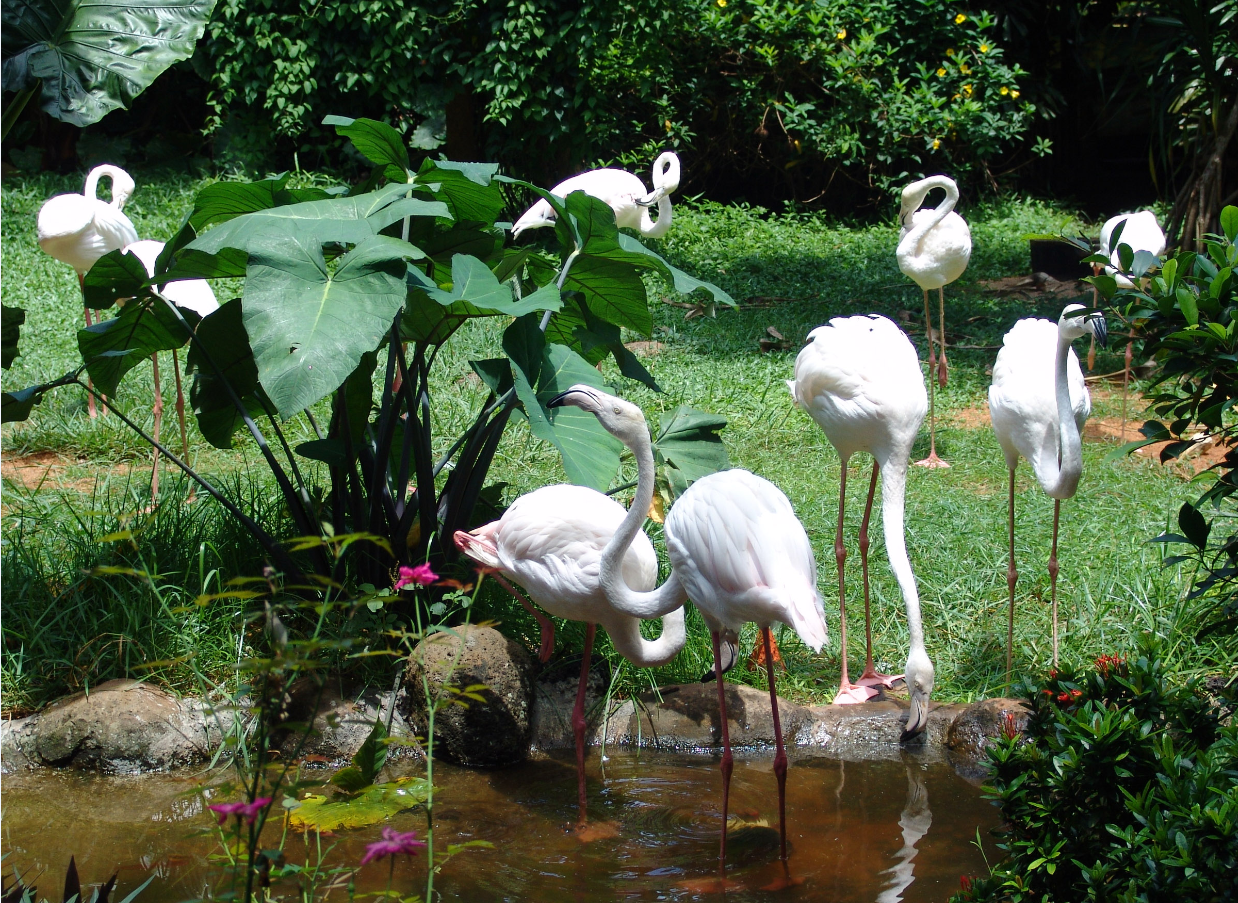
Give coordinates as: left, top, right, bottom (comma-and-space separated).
573, 623, 596, 827
1049, 500, 1061, 669
857, 463, 901, 689
711, 628, 734, 872
763, 627, 788, 862
915, 290, 949, 468
489, 572, 555, 663
834, 463, 878, 705
171, 349, 195, 502
937, 286, 948, 388
1120, 341, 1133, 442
150, 353, 163, 503
1006, 467, 1018, 688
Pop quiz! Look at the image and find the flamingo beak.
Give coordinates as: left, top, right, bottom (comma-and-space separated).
1089, 312, 1108, 349
900, 691, 929, 742
547, 386, 595, 408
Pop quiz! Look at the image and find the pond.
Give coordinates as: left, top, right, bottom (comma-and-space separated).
1, 748, 999, 902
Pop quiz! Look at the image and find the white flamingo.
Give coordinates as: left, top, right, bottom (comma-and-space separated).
512, 152, 681, 238
788, 315, 935, 735
453, 483, 685, 837
37, 164, 139, 418
896, 175, 972, 468
549, 385, 826, 876
122, 240, 219, 500
1093, 210, 1165, 439
988, 304, 1107, 682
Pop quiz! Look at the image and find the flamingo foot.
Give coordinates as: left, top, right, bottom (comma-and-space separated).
674, 877, 746, 894
761, 868, 806, 892
856, 667, 904, 690
913, 452, 950, 469
833, 683, 879, 705
570, 820, 621, 843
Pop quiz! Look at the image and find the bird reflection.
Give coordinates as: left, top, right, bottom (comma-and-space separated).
876, 756, 932, 903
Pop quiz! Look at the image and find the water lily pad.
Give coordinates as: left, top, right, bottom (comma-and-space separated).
289, 778, 431, 832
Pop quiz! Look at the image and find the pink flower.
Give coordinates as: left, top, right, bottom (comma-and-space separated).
360, 826, 426, 866
207, 796, 272, 825
394, 563, 438, 590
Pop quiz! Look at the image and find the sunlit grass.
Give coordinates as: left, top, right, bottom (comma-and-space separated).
2, 171, 1225, 712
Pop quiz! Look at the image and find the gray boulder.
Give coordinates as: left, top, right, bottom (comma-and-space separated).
624, 682, 809, 749
946, 697, 1029, 778
402, 624, 536, 767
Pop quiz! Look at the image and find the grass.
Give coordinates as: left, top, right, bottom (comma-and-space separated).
2, 169, 1230, 714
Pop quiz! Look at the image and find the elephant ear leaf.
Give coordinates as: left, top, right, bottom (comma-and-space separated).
652, 406, 729, 498
2, 0, 218, 129
2, 305, 25, 369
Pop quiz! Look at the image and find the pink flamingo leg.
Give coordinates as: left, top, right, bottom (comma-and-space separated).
914, 289, 949, 469
857, 463, 902, 689
150, 353, 163, 502
1049, 500, 1061, 669
489, 572, 555, 662
763, 626, 788, 860
937, 286, 949, 388
712, 628, 735, 872
1006, 467, 1018, 688
834, 463, 878, 705
573, 623, 597, 827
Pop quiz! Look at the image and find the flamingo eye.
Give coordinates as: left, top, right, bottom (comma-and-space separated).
612, 406, 621, 414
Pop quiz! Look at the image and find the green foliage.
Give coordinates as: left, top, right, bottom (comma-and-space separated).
2, 304, 25, 369
952, 639, 1234, 902
1, 0, 217, 136
1096, 206, 1238, 638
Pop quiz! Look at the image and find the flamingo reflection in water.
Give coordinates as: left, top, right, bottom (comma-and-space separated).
876, 755, 933, 903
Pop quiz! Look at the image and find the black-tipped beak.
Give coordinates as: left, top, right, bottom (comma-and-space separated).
1090, 312, 1108, 349
548, 387, 588, 408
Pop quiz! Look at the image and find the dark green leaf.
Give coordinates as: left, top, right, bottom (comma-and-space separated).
1, 384, 43, 422
78, 298, 193, 396
470, 358, 513, 395
186, 298, 265, 449
82, 248, 152, 310
2, 304, 26, 369
2, 0, 217, 128
616, 233, 736, 309
340, 351, 376, 447
188, 174, 290, 232
417, 160, 504, 224
243, 233, 417, 416
653, 406, 730, 497
1220, 206, 1238, 243
1177, 503, 1211, 551
295, 439, 346, 466
323, 115, 409, 175
427, 254, 562, 317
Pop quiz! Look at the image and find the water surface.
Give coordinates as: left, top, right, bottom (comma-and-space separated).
2, 749, 998, 901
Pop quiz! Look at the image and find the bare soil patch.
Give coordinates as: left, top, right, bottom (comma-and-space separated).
1, 452, 131, 494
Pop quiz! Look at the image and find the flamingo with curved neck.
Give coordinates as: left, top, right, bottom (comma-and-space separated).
989, 304, 1107, 681
549, 385, 826, 880
896, 174, 972, 468
511, 152, 681, 238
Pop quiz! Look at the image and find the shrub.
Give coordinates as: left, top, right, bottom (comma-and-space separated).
952, 638, 1236, 902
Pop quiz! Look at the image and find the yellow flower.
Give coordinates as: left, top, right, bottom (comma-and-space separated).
937, 67, 947, 77
979, 43, 989, 53
960, 63, 971, 74
946, 48, 955, 56
716, 0, 726, 7
1011, 90, 1020, 99
955, 13, 966, 24
837, 28, 847, 39
962, 84, 973, 95
1000, 85, 1009, 95
932, 138, 941, 150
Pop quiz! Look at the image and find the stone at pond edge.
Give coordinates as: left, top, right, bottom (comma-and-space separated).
629, 682, 809, 749
945, 697, 1029, 779
401, 625, 535, 767
6, 679, 231, 773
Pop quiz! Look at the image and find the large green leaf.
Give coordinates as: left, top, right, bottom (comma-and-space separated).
185, 298, 265, 449
427, 254, 561, 317
82, 247, 152, 310
78, 297, 193, 397
417, 159, 504, 224
503, 316, 621, 491
323, 115, 409, 183
329, 719, 389, 792
616, 232, 736, 310
2, 305, 26, 370
2, 0, 217, 128
288, 777, 430, 832
187, 183, 429, 256
652, 406, 730, 497
243, 234, 417, 416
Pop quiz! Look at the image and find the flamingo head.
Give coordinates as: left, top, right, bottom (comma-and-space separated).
897, 175, 958, 228
511, 199, 555, 238
1059, 303, 1107, 349
548, 383, 649, 446
900, 647, 935, 742
639, 152, 682, 206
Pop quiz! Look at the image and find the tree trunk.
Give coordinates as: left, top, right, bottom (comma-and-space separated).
1168, 99, 1238, 251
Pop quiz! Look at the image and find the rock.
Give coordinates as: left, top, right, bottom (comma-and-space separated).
796, 700, 967, 760
529, 660, 618, 750
402, 625, 535, 767
623, 682, 808, 750
281, 684, 414, 763
945, 697, 1029, 778
0, 716, 37, 772
20, 680, 229, 773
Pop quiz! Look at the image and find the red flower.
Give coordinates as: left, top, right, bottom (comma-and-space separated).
394, 563, 438, 591
1000, 711, 1019, 739
361, 826, 426, 865
208, 797, 272, 825
960, 875, 973, 891
1095, 653, 1126, 676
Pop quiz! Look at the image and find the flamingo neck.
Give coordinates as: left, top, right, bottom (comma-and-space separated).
599, 425, 686, 618
639, 196, 672, 238
901, 179, 957, 258
603, 607, 686, 666
84, 166, 125, 208
877, 461, 924, 652
1036, 329, 1083, 498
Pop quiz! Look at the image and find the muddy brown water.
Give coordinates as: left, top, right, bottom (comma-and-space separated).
1, 749, 999, 901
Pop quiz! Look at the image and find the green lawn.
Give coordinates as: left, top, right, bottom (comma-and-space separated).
2, 170, 1223, 713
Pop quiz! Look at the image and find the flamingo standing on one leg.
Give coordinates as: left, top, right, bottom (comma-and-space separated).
989, 304, 1107, 684
512, 152, 681, 239
788, 314, 935, 732
121, 240, 219, 500
549, 385, 826, 880
453, 484, 685, 838
37, 165, 139, 418
896, 175, 971, 468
